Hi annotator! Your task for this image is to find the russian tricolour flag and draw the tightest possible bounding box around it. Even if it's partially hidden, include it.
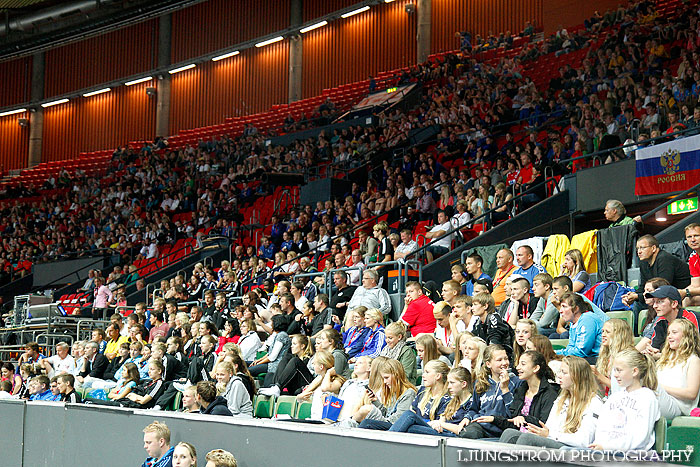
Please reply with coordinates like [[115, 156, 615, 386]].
[[635, 134, 700, 196]]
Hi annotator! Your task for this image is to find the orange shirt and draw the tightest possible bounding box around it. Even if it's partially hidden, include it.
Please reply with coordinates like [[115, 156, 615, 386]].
[[492, 265, 516, 306]]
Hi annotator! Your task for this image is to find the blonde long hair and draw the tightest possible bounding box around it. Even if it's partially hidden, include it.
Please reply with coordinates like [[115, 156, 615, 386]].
[[367, 356, 389, 397], [475, 344, 507, 394], [658, 319, 700, 369], [442, 367, 472, 421], [378, 358, 416, 407], [417, 360, 450, 420], [416, 334, 442, 365], [556, 356, 599, 433], [595, 318, 634, 379], [452, 332, 471, 368], [290, 334, 313, 360], [615, 348, 658, 390], [563, 249, 586, 276]]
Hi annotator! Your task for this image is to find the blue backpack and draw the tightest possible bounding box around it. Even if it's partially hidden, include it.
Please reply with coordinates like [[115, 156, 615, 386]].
[[590, 281, 635, 312]]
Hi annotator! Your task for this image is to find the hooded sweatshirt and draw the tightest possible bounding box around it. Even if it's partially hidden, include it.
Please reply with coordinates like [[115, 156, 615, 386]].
[[466, 373, 520, 436], [201, 396, 233, 416], [221, 376, 253, 417]]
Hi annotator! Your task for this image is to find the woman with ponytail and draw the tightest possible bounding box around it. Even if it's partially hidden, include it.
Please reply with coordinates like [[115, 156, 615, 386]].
[[590, 348, 660, 451], [258, 334, 314, 397]]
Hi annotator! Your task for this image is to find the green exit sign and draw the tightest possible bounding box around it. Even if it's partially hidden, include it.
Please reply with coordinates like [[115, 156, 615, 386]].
[[668, 197, 699, 215]]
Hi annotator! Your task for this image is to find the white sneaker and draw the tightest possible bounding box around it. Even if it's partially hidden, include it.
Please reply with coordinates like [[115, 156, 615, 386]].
[[259, 386, 280, 397]]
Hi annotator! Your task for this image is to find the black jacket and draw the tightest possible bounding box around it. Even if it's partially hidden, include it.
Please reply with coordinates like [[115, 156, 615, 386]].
[[80, 354, 109, 379], [186, 350, 216, 384], [103, 355, 129, 381], [472, 312, 514, 360], [492, 377, 559, 431], [163, 354, 188, 381], [639, 248, 691, 295], [202, 396, 233, 416], [597, 224, 637, 283], [284, 309, 303, 335]]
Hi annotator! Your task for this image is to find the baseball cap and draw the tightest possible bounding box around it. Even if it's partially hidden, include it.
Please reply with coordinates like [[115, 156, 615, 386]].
[[644, 285, 681, 302]]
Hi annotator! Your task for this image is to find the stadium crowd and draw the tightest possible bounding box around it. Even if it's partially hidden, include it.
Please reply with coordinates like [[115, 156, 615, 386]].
[[2, 0, 699, 288], [2, 218, 699, 454], [3, 0, 700, 461]]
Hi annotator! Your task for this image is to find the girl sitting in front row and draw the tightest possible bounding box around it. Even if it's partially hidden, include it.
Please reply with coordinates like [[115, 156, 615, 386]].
[[505, 356, 603, 449], [458, 344, 520, 439], [297, 350, 346, 421], [590, 348, 660, 451], [356, 359, 417, 429], [389, 366, 472, 437], [496, 351, 559, 443], [323, 355, 373, 423], [385, 361, 452, 434]]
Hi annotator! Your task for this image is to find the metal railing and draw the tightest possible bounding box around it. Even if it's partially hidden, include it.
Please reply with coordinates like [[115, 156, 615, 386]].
[[76, 319, 111, 342], [405, 176, 560, 264], [35, 333, 74, 357], [292, 260, 422, 298], [638, 181, 700, 223], [556, 123, 700, 171]]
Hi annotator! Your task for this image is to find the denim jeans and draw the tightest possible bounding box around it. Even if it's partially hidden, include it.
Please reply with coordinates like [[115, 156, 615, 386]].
[[388, 411, 457, 437], [359, 419, 392, 430]]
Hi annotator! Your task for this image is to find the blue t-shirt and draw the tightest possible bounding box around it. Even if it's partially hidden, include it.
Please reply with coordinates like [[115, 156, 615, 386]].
[[462, 272, 493, 296], [513, 264, 545, 292]]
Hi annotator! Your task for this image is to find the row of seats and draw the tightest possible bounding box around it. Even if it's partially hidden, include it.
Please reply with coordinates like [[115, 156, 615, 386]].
[[252, 394, 312, 420]]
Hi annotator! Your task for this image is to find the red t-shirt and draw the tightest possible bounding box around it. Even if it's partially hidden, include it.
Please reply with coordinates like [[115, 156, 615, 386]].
[[401, 294, 436, 337], [689, 252, 699, 277]]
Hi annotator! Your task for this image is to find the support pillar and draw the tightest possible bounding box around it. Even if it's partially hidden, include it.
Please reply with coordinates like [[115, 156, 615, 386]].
[[155, 13, 172, 138], [288, 0, 303, 103], [28, 51, 44, 167], [417, 0, 431, 64]]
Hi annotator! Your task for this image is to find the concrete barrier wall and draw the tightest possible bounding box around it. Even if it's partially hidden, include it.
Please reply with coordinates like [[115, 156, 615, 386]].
[[2, 400, 441, 467], [0, 399, 23, 466], [0, 400, 675, 467]]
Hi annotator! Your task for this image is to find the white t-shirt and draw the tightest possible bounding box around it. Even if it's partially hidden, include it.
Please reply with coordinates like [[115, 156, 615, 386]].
[[455, 316, 479, 333], [593, 387, 659, 451], [45, 354, 76, 377], [337, 379, 369, 421], [429, 222, 453, 249], [434, 324, 453, 348]]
